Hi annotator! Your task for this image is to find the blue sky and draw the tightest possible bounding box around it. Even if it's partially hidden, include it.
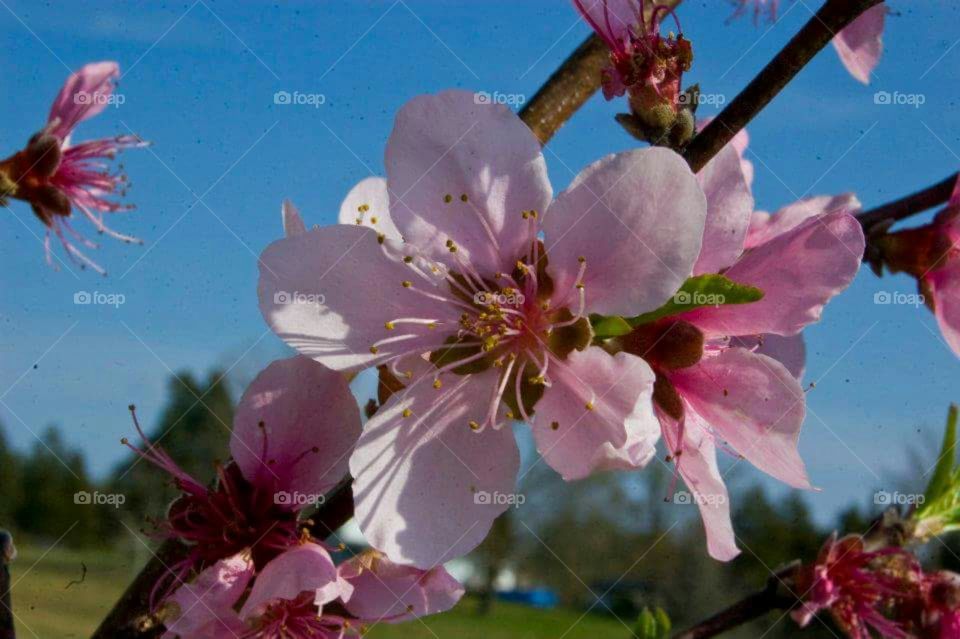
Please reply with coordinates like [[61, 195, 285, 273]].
[[1, 0, 958, 526]]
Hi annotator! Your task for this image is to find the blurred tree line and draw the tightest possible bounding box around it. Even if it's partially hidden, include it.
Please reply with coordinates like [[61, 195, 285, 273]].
[[0, 368, 958, 637]]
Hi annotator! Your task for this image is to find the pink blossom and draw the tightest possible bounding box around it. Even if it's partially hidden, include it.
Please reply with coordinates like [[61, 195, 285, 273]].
[[571, 1, 692, 126], [259, 90, 708, 567], [791, 534, 919, 639], [618, 142, 864, 560], [875, 176, 960, 358], [124, 356, 360, 603], [729, 2, 886, 84], [920, 571, 960, 639], [0, 61, 147, 274], [162, 544, 463, 638]]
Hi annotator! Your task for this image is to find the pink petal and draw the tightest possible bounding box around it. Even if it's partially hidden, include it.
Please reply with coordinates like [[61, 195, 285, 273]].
[[282, 199, 307, 237], [349, 368, 521, 569], [744, 193, 861, 249], [832, 3, 886, 84], [231, 356, 360, 505], [385, 90, 551, 276], [698, 117, 753, 187], [671, 347, 811, 489], [543, 147, 707, 317], [46, 61, 120, 141], [258, 224, 460, 372], [928, 263, 960, 357], [694, 144, 755, 275], [338, 176, 401, 240], [163, 553, 252, 639], [533, 348, 659, 480], [571, 0, 641, 49], [661, 411, 739, 561], [682, 211, 864, 336], [240, 543, 339, 619], [733, 333, 807, 379], [339, 550, 464, 622]]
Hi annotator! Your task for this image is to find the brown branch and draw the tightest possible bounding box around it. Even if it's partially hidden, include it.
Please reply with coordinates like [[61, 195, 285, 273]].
[[857, 173, 958, 231], [683, 0, 883, 173], [0, 532, 14, 639], [672, 566, 797, 639]]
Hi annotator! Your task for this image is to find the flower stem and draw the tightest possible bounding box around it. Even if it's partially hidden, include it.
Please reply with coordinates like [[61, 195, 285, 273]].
[[683, 0, 884, 173], [0, 531, 14, 639], [857, 173, 958, 231]]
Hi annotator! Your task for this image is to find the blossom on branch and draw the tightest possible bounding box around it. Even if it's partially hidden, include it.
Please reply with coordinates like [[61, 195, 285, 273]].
[[0, 61, 147, 273]]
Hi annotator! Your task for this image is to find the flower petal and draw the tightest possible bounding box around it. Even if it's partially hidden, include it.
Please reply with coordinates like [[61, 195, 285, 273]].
[[533, 348, 659, 480], [832, 3, 886, 84], [543, 147, 707, 317], [47, 61, 120, 141], [350, 368, 520, 569], [694, 144, 755, 275], [671, 347, 811, 489], [163, 554, 252, 639], [698, 117, 753, 187], [661, 411, 739, 561], [928, 263, 960, 357], [231, 356, 360, 504], [682, 211, 864, 336], [572, 0, 641, 48], [258, 224, 460, 372], [744, 194, 861, 249], [385, 90, 551, 275], [732, 333, 807, 379], [282, 199, 307, 237], [338, 176, 400, 240], [339, 550, 464, 622], [240, 543, 339, 619]]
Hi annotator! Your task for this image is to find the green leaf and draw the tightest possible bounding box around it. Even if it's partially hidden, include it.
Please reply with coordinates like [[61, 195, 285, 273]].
[[626, 274, 763, 327], [590, 314, 633, 339], [633, 607, 672, 639], [924, 405, 958, 506], [654, 607, 671, 634]]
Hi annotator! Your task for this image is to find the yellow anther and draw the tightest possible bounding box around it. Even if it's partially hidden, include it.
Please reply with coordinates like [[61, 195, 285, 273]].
[[369, 346, 379, 354], [402, 280, 412, 288], [578, 256, 586, 263], [494, 272, 503, 279], [505, 410, 515, 419], [444, 194, 453, 203], [370, 216, 379, 224], [403, 255, 414, 263], [377, 233, 386, 244], [433, 379, 442, 389], [354, 217, 362, 225], [358, 204, 370, 213], [541, 301, 550, 311], [529, 375, 545, 385], [521, 210, 529, 220], [402, 408, 412, 418], [449, 245, 458, 253], [575, 282, 585, 290], [551, 421, 560, 430], [403, 371, 413, 379], [460, 193, 468, 202], [427, 322, 437, 330], [530, 209, 538, 218], [384, 321, 395, 330], [584, 401, 594, 411], [468, 420, 480, 430]]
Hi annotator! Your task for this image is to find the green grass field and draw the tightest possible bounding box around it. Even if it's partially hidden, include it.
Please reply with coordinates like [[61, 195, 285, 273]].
[[9, 545, 625, 639]]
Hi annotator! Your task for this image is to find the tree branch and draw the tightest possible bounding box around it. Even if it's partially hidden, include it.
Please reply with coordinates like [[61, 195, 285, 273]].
[[0, 532, 14, 639], [683, 0, 883, 173], [857, 173, 958, 231]]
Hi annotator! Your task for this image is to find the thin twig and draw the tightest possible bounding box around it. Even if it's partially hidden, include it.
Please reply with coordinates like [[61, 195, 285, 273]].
[[683, 0, 884, 172], [857, 173, 958, 231], [0, 531, 16, 639]]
